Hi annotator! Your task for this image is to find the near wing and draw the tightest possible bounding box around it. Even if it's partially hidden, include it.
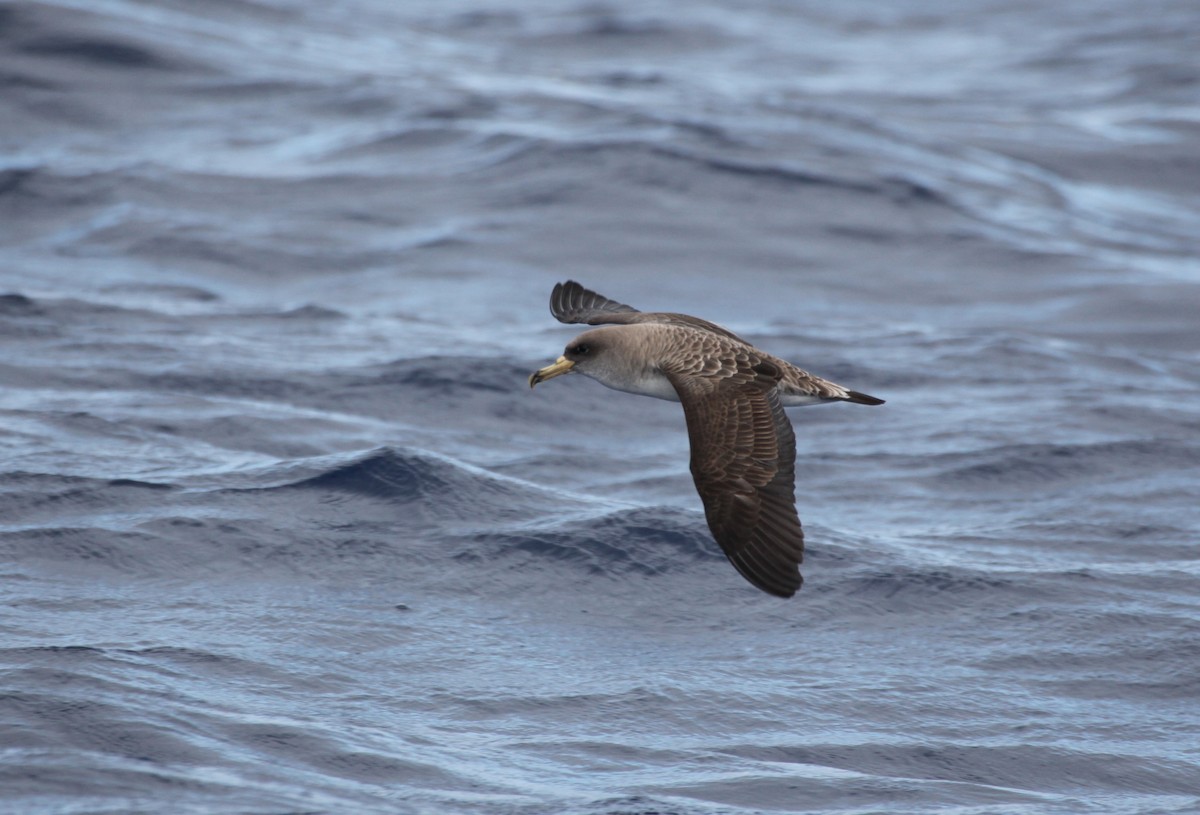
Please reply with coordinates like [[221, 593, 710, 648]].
[[550, 280, 747, 342], [665, 355, 805, 598]]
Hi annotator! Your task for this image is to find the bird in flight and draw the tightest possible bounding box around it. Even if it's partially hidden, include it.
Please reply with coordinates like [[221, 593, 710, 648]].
[[529, 281, 883, 598]]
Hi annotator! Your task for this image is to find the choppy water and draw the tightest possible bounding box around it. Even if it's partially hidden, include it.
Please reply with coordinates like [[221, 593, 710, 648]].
[[3, 1, 1200, 813]]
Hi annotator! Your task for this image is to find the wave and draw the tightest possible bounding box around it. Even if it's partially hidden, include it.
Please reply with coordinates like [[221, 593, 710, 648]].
[[286, 446, 552, 519], [0, 642, 467, 804], [456, 506, 719, 580], [726, 741, 1200, 797], [3, 3, 183, 72], [0, 447, 556, 577], [929, 439, 1200, 490]]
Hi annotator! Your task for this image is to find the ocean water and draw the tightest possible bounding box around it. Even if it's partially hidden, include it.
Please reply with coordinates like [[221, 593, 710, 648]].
[[3, 1, 1200, 813]]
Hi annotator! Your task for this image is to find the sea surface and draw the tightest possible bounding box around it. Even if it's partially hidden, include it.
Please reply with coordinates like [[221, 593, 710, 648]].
[[3, 1, 1199, 813]]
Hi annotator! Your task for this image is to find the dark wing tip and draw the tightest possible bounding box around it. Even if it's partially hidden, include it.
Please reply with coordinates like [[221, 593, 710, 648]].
[[549, 280, 639, 325], [774, 577, 802, 599], [844, 390, 885, 406], [726, 513, 805, 598], [733, 562, 802, 598], [549, 281, 570, 321]]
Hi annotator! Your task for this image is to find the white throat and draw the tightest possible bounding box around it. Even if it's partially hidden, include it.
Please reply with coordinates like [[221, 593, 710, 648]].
[[584, 367, 680, 402]]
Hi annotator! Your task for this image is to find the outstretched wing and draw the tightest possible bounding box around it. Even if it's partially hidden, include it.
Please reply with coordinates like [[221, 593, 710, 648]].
[[665, 352, 804, 598], [549, 279, 639, 323], [550, 280, 747, 342]]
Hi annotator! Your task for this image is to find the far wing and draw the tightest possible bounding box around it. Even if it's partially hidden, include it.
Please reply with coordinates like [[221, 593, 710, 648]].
[[550, 281, 747, 342]]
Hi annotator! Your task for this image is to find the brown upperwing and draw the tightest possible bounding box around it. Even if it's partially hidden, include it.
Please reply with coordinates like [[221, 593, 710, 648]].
[[549, 280, 748, 343], [664, 353, 804, 598]]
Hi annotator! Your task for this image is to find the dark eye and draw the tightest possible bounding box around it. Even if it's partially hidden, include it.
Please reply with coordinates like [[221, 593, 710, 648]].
[[571, 343, 591, 356]]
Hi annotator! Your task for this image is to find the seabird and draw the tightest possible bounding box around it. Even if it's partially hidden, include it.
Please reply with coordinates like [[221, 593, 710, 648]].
[[529, 281, 884, 598]]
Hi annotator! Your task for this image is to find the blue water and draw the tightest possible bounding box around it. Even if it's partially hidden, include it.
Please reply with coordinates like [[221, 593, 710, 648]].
[[3, 1, 1199, 813]]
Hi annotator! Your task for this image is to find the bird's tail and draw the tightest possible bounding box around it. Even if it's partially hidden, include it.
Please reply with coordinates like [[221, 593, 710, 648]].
[[844, 390, 885, 406]]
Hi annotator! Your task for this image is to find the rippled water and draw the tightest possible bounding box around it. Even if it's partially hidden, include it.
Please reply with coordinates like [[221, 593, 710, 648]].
[[3, 1, 1199, 813]]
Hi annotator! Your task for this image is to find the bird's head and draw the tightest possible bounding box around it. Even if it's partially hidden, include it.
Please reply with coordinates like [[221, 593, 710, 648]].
[[528, 328, 615, 388]]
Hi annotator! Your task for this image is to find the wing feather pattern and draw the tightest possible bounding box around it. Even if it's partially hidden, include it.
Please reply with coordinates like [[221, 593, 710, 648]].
[[549, 279, 639, 323], [550, 281, 747, 342], [663, 350, 805, 597]]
